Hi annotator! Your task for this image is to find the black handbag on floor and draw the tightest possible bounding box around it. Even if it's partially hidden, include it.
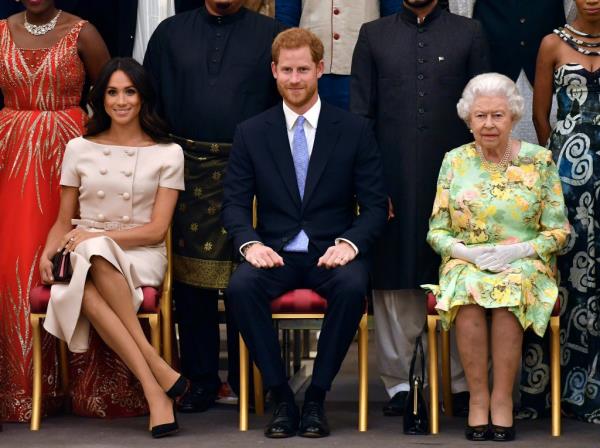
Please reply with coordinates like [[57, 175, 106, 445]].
[[403, 334, 429, 435]]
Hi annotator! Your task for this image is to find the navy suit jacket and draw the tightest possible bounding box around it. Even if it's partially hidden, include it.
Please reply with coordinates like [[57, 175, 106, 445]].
[[222, 101, 387, 257]]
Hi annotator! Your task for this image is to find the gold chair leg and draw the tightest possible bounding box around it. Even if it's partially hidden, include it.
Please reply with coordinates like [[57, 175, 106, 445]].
[[30, 314, 43, 431], [239, 334, 249, 431], [550, 315, 561, 436], [148, 315, 160, 353], [358, 312, 368, 432], [253, 363, 264, 416], [427, 315, 439, 435], [59, 340, 70, 412], [161, 289, 173, 366], [441, 329, 453, 417]]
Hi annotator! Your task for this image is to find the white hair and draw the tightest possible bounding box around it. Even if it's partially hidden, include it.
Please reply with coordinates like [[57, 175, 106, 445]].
[[456, 72, 525, 124]]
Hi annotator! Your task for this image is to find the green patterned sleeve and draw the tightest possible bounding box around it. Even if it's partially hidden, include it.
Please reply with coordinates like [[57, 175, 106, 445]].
[[529, 151, 570, 263], [427, 152, 460, 259]]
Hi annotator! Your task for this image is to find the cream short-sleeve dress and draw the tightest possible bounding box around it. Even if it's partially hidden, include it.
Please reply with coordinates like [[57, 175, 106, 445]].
[[44, 137, 185, 352]]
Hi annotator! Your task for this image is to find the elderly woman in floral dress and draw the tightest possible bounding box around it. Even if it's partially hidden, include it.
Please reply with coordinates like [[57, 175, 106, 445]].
[[423, 72, 570, 442]]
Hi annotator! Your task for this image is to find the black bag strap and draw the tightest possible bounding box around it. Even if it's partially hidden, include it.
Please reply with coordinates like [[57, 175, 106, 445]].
[[408, 334, 426, 382]]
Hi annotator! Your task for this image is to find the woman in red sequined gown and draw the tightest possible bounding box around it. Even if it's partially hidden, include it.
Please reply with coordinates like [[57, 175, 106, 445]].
[[0, 1, 133, 422]]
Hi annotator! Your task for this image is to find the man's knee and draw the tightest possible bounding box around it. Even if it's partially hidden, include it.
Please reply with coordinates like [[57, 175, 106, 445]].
[[328, 263, 369, 304], [226, 263, 262, 306]]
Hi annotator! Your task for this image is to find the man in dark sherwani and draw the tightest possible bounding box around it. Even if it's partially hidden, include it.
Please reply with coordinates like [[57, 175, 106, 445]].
[[350, 0, 490, 416], [144, 0, 284, 413]]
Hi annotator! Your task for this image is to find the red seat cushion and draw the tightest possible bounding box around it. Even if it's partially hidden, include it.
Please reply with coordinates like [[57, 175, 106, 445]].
[[270, 289, 327, 314], [29, 285, 161, 314], [426, 292, 560, 316]]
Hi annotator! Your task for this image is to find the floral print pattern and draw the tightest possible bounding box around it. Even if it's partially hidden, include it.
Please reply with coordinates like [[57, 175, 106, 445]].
[[423, 142, 570, 337]]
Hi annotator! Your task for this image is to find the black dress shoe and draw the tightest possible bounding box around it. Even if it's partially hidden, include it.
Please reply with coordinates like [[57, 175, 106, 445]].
[[383, 391, 408, 416], [299, 401, 330, 438], [166, 375, 189, 400], [177, 384, 218, 413], [465, 423, 491, 441], [491, 424, 516, 442], [452, 391, 470, 418], [264, 401, 299, 438]]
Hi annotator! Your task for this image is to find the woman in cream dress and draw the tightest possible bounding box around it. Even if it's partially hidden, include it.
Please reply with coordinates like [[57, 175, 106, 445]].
[[39, 58, 186, 438]]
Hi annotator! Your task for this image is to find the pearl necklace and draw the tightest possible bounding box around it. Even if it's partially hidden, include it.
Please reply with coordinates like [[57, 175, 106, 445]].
[[24, 9, 62, 36], [476, 140, 512, 173]]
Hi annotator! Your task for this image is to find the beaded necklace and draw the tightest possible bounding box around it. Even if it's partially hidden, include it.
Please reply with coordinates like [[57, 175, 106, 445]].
[[565, 23, 600, 39], [553, 27, 600, 56]]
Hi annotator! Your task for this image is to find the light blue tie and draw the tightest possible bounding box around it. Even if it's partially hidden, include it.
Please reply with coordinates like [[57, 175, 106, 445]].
[[284, 116, 310, 252]]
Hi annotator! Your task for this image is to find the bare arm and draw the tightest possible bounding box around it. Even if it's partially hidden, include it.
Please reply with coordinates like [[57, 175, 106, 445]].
[[533, 35, 558, 146], [39, 187, 79, 283], [77, 22, 110, 83]]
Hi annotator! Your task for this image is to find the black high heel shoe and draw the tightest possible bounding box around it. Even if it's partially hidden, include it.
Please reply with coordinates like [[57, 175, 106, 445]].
[[491, 423, 516, 442], [166, 375, 189, 400], [465, 423, 491, 441], [151, 403, 179, 439]]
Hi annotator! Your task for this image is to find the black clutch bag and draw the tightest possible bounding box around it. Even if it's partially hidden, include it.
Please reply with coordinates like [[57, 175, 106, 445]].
[[403, 334, 429, 435], [51, 251, 72, 283]]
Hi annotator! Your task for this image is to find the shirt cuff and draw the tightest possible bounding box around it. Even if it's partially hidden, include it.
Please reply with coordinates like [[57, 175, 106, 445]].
[[335, 238, 359, 255], [239, 240, 262, 258]]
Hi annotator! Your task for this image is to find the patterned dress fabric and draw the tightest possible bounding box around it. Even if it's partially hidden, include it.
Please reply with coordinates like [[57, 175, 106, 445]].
[[521, 64, 600, 423], [423, 142, 570, 337], [0, 19, 87, 422]]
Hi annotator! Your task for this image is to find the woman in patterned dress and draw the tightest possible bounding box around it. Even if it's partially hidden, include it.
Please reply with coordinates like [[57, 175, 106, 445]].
[[0, 0, 108, 421], [532, 0, 600, 424], [424, 73, 570, 441]]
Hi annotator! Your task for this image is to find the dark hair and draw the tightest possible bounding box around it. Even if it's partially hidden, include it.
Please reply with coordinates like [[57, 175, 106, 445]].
[[86, 57, 171, 143]]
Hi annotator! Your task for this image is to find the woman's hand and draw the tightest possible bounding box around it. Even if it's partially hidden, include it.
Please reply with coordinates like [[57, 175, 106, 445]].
[[451, 243, 492, 265], [39, 253, 54, 285], [475, 242, 535, 272], [59, 229, 101, 252]]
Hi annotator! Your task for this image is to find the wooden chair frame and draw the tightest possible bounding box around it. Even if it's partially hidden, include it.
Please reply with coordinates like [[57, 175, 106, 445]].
[[426, 310, 561, 436], [30, 228, 174, 431], [238, 310, 369, 432]]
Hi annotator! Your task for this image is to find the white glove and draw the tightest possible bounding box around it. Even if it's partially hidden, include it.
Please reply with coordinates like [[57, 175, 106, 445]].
[[451, 243, 493, 265], [475, 242, 535, 273]]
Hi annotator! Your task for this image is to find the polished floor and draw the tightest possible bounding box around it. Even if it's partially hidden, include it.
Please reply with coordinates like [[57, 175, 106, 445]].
[[2, 334, 599, 448]]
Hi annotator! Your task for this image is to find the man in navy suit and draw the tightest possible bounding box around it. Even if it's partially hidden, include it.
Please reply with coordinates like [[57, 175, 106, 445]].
[[223, 28, 387, 438]]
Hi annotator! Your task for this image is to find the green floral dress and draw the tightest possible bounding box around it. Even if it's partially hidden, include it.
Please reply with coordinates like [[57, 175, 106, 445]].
[[422, 141, 570, 337]]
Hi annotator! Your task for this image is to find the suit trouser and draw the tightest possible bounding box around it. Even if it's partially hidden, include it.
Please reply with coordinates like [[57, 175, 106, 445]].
[[174, 282, 240, 393], [373, 289, 468, 397], [227, 250, 367, 390]]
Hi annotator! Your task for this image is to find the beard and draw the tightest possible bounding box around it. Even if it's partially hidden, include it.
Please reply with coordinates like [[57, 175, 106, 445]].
[[277, 81, 318, 111], [404, 0, 436, 8]]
